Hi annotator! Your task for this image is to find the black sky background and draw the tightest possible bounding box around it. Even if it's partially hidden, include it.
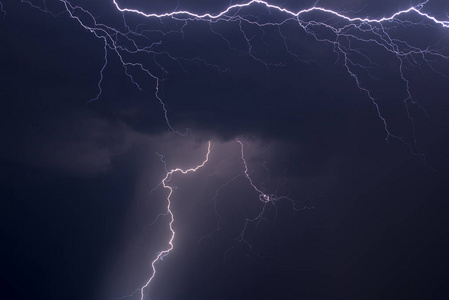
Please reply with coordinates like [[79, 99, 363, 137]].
[[1, 0, 449, 299]]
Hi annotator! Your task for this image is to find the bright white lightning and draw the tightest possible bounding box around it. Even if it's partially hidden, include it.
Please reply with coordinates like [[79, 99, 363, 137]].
[[112, 0, 448, 28], [138, 141, 211, 300]]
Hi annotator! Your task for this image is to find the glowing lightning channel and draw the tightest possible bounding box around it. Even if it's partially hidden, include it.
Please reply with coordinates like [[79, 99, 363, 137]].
[[138, 141, 211, 300], [112, 0, 448, 28]]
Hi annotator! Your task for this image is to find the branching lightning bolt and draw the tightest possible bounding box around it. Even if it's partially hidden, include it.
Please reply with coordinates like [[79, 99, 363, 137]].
[[135, 141, 211, 300], [233, 139, 297, 255], [15, 0, 449, 147]]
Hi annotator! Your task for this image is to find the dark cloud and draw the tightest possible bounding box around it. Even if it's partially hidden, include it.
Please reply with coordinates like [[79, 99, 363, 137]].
[[0, 110, 144, 175]]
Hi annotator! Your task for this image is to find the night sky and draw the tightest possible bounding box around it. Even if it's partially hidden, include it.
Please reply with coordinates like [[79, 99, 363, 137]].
[[1, 1, 449, 299]]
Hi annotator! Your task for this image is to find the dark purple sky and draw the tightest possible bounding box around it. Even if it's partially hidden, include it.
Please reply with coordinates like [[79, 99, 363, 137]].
[[1, 1, 449, 299]]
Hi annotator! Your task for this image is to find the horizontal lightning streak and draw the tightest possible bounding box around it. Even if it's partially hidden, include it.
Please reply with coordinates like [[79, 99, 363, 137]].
[[112, 0, 448, 28]]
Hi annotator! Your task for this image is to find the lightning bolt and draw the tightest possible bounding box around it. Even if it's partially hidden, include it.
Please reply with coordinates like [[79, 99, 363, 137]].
[[137, 141, 211, 300], [233, 139, 298, 255], [112, 0, 447, 27]]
